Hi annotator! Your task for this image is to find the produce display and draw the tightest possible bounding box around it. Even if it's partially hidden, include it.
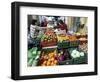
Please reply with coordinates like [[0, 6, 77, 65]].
[[57, 49, 71, 61], [28, 28, 88, 66], [68, 35, 77, 41], [57, 34, 79, 48], [75, 33, 88, 44], [41, 29, 57, 47], [27, 15, 88, 67], [70, 49, 85, 58], [28, 47, 41, 66], [58, 48, 87, 65], [79, 43, 88, 53], [57, 34, 69, 42], [38, 49, 58, 66]]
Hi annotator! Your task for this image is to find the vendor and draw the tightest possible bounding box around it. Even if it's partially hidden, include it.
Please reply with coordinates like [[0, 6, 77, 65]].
[[41, 18, 48, 27], [77, 17, 88, 35], [58, 20, 68, 32], [30, 19, 37, 38]]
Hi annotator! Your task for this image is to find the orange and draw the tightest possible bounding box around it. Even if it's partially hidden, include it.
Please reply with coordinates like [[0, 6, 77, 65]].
[[47, 61, 51, 66], [54, 60, 58, 64]]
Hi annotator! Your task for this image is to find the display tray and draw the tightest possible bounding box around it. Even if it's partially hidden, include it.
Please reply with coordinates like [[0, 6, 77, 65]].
[[58, 54, 87, 65], [58, 49, 87, 65], [41, 41, 57, 47], [57, 40, 80, 49], [37, 48, 58, 66]]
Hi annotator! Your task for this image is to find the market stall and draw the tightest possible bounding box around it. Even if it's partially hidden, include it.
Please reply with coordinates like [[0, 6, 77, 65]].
[[28, 26, 88, 66]]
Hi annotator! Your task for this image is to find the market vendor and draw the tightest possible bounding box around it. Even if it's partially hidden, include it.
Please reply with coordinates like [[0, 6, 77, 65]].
[[58, 20, 68, 33], [41, 18, 48, 27], [30, 19, 38, 38], [77, 17, 88, 35]]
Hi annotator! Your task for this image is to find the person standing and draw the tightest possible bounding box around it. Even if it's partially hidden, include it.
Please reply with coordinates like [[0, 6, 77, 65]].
[[58, 20, 68, 32], [30, 19, 37, 38]]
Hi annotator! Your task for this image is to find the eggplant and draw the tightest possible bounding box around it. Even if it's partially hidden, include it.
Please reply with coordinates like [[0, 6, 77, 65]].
[[63, 51, 71, 60], [58, 54, 68, 61], [58, 55, 65, 61]]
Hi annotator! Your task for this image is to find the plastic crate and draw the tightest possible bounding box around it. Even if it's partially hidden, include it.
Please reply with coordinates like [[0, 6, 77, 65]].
[[57, 41, 69, 49], [69, 40, 80, 47], [58, 59, 73, 65], [73, 53, 87, 64], [58, 52, 87, 65], [41, 41, 57, 47]]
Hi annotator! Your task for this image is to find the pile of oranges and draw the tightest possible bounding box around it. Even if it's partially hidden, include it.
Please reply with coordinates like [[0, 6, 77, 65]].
[[39, 50, 58, 66]]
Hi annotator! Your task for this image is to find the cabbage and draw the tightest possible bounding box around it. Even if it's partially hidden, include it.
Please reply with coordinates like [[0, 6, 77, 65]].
[[71, 50, 80, 58], [80, 52, 84, 56], [75, 51, 80, 57], [71, 53, 77, 58]]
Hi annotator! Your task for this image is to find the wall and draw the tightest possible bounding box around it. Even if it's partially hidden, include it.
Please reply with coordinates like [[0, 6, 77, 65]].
[[0, 0, 99, 82]]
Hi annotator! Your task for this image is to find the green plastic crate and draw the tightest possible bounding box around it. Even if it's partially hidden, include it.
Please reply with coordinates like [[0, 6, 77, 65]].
[[58, 59, 73, 65], [69, 40, 79, 47], [73, 53, 87, 64], [57, 41, 69, 49]]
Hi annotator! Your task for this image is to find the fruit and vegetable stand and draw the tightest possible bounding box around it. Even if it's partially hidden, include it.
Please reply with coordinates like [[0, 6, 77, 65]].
[[28, 28, 88, 66]]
